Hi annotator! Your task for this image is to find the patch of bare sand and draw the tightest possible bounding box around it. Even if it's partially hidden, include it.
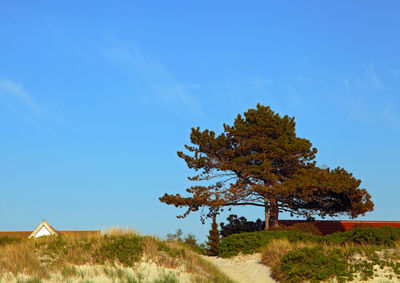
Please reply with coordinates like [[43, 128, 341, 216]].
[[203, 253, 277, 283]]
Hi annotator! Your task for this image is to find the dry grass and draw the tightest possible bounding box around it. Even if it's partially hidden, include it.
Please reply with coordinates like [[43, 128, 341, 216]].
[[395, 240, 400, 257], [102, 226, 136, 236], [0, 240, 46, 278], [260, 239, 294, 268], [0, 231, 234, 283]]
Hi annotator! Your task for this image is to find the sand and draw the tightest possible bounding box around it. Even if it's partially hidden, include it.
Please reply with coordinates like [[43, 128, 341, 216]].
[[203, 253, 400, 283], [203, 253, 278, 283], [0, 262, 194, 283]]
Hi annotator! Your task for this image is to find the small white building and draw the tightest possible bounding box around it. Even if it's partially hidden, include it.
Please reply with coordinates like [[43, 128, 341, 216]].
[[28, 220, 60, 238]]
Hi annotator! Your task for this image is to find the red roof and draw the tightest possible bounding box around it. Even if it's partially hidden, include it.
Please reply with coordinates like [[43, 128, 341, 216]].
[[279, 220, 400, 235]]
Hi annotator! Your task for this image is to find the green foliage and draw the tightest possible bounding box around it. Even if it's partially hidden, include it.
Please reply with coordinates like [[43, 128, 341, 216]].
[[281, 247, 351, 282], [278, 245, 400, 282], [16, 278, 42, 283], [166, 229, 207, 255], [218, 230, 318, 258], [220, 215, 322, 237], [153, 273, 179, 283], [0, 237, 22, 246], [207, 216, 220, 256], [158, 243, 186, 258], [60, 265, 78, 278], [344, 226, 400, 247], [38, 236, 68, 258], [96, 235, 143, 267], [220, 214, 265, 237], [166, 229, 183, 242], [218, 226, 400, 258], [160, 104, 374, 227]]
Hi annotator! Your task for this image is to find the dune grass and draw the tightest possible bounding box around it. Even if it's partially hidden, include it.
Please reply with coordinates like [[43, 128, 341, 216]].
[[260, 238, 400, 282], [0, 230, 233, 283]]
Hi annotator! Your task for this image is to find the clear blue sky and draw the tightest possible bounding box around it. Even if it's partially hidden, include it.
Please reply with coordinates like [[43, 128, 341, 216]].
[[1, 1, 399, 241]]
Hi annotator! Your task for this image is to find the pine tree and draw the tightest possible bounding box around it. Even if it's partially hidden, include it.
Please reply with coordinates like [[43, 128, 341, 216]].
[[207, 215, 220, 256], [160, 104, 374, 229]]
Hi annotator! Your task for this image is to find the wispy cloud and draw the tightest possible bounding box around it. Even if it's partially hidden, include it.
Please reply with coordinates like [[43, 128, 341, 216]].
[[367, 63, 385, 90], [388, 69, 400, 78], [334, 64, 400, 129], [0, 79, 42, 117], [246, 76, 274, 87], [96, 39, 202, 117]]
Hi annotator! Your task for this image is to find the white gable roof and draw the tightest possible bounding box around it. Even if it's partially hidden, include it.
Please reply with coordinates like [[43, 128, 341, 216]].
[[28, 220, 59, 238]]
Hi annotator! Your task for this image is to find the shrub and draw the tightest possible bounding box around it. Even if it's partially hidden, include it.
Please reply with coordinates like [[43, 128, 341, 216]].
[[219, 226, 400, 258], [158, 243, 186, 258], [207, 216, 220, 256], [96, 235, 143, 267], [345, 226, 400, 247], [166, 229, 183, 242], [281, 247, 351, 282], [220, 214, 265, 237], [37, 236, 68, 258], [0, 237, 23, 246], [220, 215, 322, 237], [165, 229, 207, 255], [218, 230, 319, 258]]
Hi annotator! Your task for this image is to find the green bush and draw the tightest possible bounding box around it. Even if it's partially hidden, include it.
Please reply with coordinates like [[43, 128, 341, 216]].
[[158, 243, 186, 258], [218, 226, 400, 257], [345, 226, 400, 247], [218, 230, 319, 258], [96, 235, 143, 267], [281, 247, 351, 282], [0, 236, 23, 246], [40, 236, 68, 258]]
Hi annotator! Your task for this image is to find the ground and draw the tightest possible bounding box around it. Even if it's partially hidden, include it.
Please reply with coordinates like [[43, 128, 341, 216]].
[[203, 253, 277, 283]]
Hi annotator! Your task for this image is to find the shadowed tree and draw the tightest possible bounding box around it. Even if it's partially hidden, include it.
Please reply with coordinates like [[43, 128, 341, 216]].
[[207, 215, 220, 256], [160, 104, 374, 229]]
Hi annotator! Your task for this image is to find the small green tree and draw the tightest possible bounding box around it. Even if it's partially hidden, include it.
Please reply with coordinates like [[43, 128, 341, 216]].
[[207, 215, 220, 256]]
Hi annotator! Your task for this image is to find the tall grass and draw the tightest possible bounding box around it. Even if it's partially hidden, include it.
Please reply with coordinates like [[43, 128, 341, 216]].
[[0, 230, 234, 283], [261, 238, 400, 282]]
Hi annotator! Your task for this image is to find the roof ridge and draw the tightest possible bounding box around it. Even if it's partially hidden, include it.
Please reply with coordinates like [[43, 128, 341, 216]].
[[28, 220, 60, 239]]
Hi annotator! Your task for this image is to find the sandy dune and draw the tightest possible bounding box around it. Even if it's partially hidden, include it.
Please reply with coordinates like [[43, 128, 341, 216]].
[[204, 254, 400, 283], [203, 253, 277, 283]]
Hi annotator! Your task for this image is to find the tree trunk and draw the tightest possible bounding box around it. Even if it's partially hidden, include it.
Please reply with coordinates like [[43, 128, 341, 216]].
[[269, 198, 279, 228], [264, 197, 269, 230]]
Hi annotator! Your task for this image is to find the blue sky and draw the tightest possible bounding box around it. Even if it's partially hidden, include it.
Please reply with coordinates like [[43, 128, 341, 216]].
[[1, 1, 399, 241]]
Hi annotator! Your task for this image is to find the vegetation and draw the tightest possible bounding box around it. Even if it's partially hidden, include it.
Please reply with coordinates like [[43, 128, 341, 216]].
[[207, 216, 220, 256], [261, 238, 400, 282], [0, 236, 22, 246], [220, 214, 322, 237], [220, 214, 265, 237], [211, 226, 400, 282], [0, 231, 234, 283], [218, 226, 400, 258], [160, 104, 373, 229], [166, 228, 207, 255]]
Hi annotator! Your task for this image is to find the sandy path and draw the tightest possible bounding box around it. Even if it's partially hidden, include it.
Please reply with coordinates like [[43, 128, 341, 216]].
[[203, 253, 277, 283]]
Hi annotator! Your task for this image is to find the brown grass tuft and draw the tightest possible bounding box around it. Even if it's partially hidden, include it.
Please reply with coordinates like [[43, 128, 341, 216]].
[[0, 240, 46, 278], [261, 238, 293, 268], [103, 227, 136, 236]]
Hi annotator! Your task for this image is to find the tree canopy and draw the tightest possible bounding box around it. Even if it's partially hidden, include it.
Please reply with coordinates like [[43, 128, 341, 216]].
[[159, 104, 374, 229]]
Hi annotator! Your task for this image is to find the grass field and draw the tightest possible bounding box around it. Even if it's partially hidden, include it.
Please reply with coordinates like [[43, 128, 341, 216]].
[[0, 228, 233, 283]]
